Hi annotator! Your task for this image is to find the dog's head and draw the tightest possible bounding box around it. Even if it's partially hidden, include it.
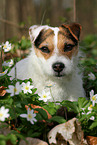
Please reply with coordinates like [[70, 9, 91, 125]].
[[29, 23, 82, 77]]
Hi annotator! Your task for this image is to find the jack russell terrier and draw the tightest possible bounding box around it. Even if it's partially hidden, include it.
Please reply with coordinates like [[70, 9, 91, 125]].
[[9, 23, 85, 102]]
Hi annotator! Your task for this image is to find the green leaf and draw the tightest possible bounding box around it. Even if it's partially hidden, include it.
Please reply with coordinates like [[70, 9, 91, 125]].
[[7, 134, 17, 145], [89, 121, 97, 129], [0, 140, 6, 145], [49, 116, 66, 124], [78, 97, 88, 110], [62, 100, 79, 113], [48, 102, 56, 107], [43, 105, 57, 115], [79, 114, 87, 122], [35, 108, 48, 120], [31, 132, 42, 138], [0, 135, 6, 140], [36, 113, 43, 121]]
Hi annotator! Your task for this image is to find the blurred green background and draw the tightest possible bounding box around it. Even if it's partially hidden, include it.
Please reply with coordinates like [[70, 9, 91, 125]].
[[0, 0, 97, 41]]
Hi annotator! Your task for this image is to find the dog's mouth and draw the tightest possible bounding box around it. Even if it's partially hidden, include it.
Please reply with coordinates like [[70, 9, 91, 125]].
[[54, 72, 65, 77]]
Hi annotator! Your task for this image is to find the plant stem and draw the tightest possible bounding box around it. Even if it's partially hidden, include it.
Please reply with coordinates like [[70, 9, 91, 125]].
[[0, 47, 3, 73], [12, 98, 17, 127], [50, 88, 55, 103], [43, 124, 47, 141], [13, 58, 17, 127]]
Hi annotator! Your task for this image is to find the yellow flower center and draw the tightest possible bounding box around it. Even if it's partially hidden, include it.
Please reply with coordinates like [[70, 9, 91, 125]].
[[7, 48, 9, 51], [1, 72, 5, 74], [47, 84, 52, 87], [4, 45, 7, 48], [28, 114, 32, 119], [0, 113, 3, 117], [14, 88, 17, 92], [89, 104, 93, 110], [25, 86, 29, 90], [90, 104, 93, 108], [92, 96, 96, 101], [43, 94, 47, 98]]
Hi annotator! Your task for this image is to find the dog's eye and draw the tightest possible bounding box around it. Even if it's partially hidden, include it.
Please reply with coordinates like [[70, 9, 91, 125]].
[[40, 46, 50, 53], [64, 44, 74, 52]]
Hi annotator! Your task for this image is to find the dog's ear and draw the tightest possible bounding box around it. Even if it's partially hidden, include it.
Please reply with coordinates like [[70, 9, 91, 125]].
[[61, 23, 82, 41], [29, 25, 49, 43]]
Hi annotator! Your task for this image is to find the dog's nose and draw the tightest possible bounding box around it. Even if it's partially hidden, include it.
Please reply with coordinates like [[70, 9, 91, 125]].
[[52, 62, 65, 73]]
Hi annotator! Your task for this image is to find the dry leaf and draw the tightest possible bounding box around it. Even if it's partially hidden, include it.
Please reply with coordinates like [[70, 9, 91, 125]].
[[87, 136, 97, 145], [0, 86, 7, 96], [25, 104, 52, 123]]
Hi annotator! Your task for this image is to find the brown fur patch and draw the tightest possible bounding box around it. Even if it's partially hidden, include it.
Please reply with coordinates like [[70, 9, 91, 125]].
[[35, 29, 54, 59], [61, 23, 82, 41], [58, 27, 78, 59], [34, 27, 79, 60]]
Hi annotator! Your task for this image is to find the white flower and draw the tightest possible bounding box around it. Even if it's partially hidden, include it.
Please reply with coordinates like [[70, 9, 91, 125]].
[[21, 81, 34, 94], [6, 82, 21, 96], [3, 59, 13, 67], [81, 108, 85, 111], [82, 112, 85, 115], [3, 41, 11, 52], [87, 111, 91, 115], [39, 90, 51, 102], [88, 72, 96, 80], [90, 116, 95, 120], [81, 108, 86, 115], [90, 90, 97, 106], [0, 45, 1, 50], [87, 111, 95, 120], [20, 108, 37, 124], [88, 104, 93, 111], [45, 83, 55, 88], [0, 69, 8, 76], [0, 106, 10, 121]]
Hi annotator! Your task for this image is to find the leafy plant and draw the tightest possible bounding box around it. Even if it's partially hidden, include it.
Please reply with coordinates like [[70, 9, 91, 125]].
[[0, 34, 97, 144], [0, 133, 17, 145], [79, 34, 97, 98]]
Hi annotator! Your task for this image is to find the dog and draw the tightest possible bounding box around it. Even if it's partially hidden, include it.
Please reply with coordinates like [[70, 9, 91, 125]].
[[8, 23, 85, 102]]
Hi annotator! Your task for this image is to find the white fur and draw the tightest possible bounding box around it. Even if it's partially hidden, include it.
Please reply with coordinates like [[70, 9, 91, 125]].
[[8, 25, 85, 102]]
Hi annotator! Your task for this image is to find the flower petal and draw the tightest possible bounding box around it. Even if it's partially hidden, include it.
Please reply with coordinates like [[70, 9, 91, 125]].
[[90, 90, 94, 98], [20, 114, 27, 118]]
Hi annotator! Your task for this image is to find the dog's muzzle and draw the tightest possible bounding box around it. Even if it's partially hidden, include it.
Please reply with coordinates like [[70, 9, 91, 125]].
[[52, 62, 65, 77]]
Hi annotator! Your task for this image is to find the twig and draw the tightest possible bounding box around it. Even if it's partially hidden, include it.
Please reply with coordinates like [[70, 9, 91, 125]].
[[0, 18, 28, 30], [73, 0, 76, 22], [41, 10, 46, 25]]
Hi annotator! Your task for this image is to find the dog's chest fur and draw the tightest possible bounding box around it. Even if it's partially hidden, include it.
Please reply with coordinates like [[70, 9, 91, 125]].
[[9, 23, 85, 102]]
